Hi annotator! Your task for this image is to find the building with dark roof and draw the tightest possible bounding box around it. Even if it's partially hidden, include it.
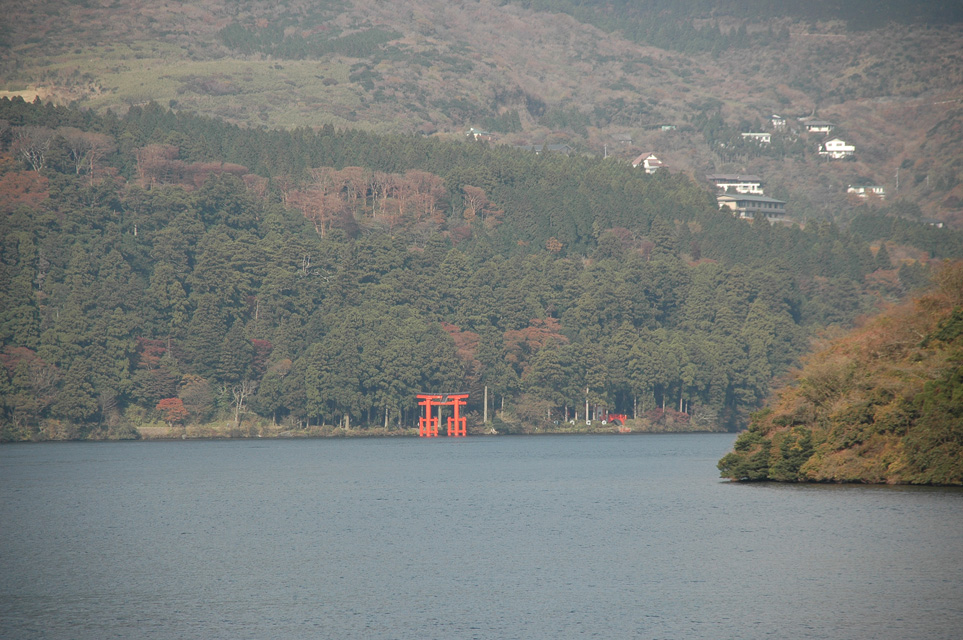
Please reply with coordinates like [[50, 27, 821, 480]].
[[717, 194, 789, 223]]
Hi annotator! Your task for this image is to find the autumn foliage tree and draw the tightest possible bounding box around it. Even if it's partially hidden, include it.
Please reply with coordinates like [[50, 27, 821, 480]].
[[135, 144, 247, 189], [284, 166, 451, 235], [0, 156, 49, 210], [156, 397, 189, 428]]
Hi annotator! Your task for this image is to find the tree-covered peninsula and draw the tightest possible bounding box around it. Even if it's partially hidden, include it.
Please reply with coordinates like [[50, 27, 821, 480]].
[[719, 261, 963, 485], [1, 98, 960, 440]]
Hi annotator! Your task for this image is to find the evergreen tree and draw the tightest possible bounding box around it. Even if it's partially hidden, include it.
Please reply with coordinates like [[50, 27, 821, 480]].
[[184, 295, 227, 380], [52, 361, 98, 424]]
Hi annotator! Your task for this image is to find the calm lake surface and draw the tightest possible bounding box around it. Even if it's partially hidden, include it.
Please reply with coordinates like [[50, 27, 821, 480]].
[[2, 433, 962, 639]]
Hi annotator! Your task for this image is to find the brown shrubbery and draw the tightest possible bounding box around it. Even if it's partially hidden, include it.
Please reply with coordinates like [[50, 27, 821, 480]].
[[719, 261, 963, 484]]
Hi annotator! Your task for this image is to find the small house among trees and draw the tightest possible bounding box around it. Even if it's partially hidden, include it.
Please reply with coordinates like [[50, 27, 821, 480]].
[[467, 127, 496, 142], [847, 185, 885, 200], [801, 119, 835, 134], [632, 152, 665, 174]]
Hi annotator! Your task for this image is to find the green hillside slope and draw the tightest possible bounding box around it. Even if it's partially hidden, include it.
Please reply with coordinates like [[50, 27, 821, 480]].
[[4, 97, 955, 440]]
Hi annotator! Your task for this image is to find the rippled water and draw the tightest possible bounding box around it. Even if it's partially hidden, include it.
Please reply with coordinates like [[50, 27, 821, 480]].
[[2, 434, 962, 639]]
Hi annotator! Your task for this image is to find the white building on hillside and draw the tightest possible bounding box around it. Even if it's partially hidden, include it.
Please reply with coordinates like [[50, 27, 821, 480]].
[[741, 132, 771, 144], [706, 174, 764, 195], [818, 138, 855, 159], [847, 185, 885, 200]]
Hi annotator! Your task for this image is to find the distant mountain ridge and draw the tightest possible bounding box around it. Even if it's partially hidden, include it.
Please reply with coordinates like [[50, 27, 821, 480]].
[[2, 1, 962, 222]]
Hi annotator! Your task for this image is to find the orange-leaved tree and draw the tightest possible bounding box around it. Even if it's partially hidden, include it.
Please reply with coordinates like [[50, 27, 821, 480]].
[[156, 397, 189, 428]]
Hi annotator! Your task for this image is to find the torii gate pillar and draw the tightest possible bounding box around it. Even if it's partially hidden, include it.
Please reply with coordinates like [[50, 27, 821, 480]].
[[417, 394, 443, 437], [446, 394, 468, 437]]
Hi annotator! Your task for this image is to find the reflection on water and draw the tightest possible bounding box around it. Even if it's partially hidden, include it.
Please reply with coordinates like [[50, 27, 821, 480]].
[[2, 434, 962, 639]]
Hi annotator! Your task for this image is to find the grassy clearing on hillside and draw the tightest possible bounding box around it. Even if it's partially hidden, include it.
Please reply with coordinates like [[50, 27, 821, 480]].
[[8, 42, 382, 130]]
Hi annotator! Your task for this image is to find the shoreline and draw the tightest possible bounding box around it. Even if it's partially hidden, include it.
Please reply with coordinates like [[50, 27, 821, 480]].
[[2, 420, 729, 443]]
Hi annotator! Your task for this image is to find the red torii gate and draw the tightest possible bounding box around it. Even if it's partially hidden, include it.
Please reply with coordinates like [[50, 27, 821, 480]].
[[417, 393, 468, 437]]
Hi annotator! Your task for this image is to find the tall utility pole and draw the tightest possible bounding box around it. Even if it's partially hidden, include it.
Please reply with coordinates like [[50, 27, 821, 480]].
[[483, 385, 488, 423]]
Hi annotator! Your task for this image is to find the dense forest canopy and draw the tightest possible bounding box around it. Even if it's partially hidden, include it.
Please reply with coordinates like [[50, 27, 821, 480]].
[[2, 97, 961, 439]]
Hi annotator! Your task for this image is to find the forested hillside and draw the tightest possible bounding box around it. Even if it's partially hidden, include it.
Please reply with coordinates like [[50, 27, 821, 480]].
[[4, 97, 960, 439], [2, 0, 962, 224], [718, 261, 963, 485]]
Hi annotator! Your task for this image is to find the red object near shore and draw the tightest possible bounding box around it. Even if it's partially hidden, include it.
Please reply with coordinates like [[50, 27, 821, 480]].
[[417, 393, 468, 437]]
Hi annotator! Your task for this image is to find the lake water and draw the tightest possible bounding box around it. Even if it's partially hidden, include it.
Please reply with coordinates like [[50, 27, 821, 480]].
[[1, 434, 961, 639]]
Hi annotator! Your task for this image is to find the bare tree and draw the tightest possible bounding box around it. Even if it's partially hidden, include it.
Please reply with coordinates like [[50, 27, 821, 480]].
[[12, 126, 55, 172], [371, 171, 397, 221], [393, 172, 416, 220], [689, 405, 719, 430], [231, 380, 258, 428], [338, 166, 371, 208], [287, 185, 344, 238], [58, 127, 115, 181], [462, 184, 490, 224], [136, 144, 181, 187]]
